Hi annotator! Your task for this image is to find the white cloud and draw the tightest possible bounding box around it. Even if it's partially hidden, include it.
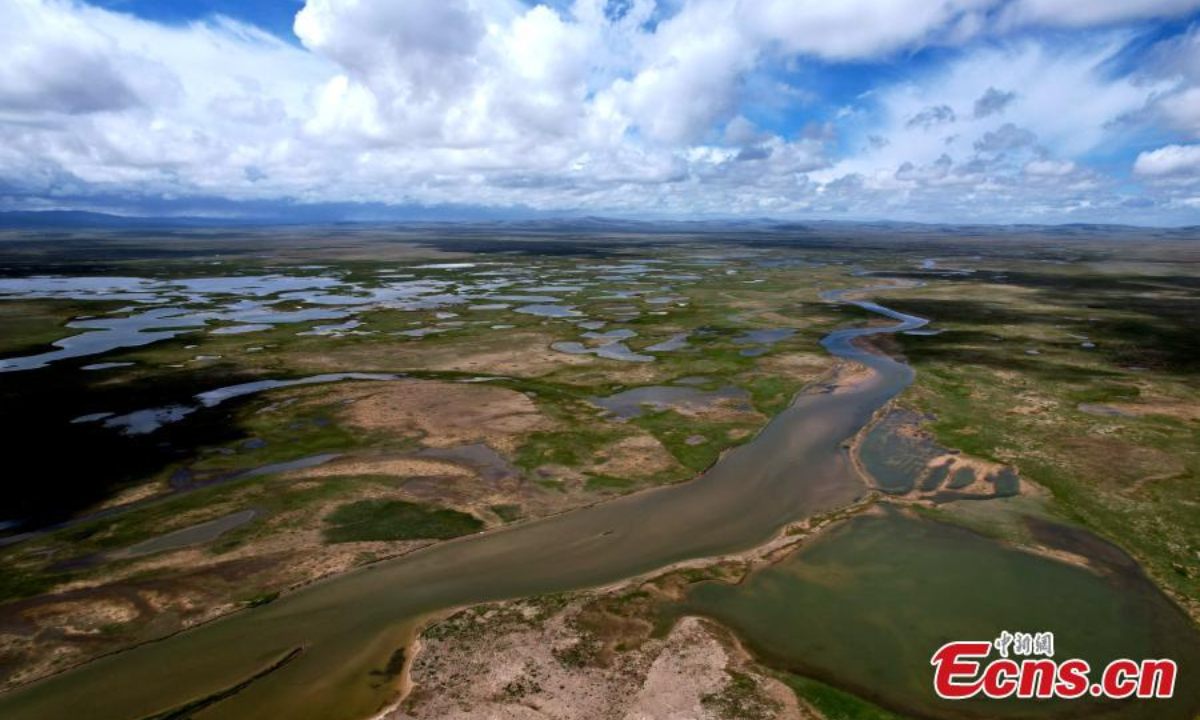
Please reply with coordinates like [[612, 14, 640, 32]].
[[607, 10, 752, 144], [1024, 158, 1076, 175], [1002, 0, 1200, 28], [0, 0, 1197, 223], [807, 38, 1170, 219], [816, 40, 1163, 186], [0, 14, 138, 114], [1160, 87, 1200, 137], [0, 0, 330, 196], [1140, 28, 1200, 140], [740, 0, 995, 60], [1134, 144, 1200, 176]]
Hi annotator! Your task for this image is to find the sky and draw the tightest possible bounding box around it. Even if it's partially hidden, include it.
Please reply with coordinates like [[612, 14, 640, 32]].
[[2, 1, 1200, 225]]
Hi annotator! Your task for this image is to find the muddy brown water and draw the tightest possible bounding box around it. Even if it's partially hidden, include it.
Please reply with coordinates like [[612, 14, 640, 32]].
[[1, 284, 1192, 720]]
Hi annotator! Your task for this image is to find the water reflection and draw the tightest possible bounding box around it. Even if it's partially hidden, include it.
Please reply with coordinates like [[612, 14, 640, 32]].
[[76, 373, 399, 435]]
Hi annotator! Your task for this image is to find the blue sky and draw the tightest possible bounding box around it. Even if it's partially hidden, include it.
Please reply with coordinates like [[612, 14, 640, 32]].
[[2, 0, 1200, 224], [89, 0, 306, 38]]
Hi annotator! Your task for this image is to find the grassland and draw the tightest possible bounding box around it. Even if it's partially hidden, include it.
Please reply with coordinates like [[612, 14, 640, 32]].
[[872, 255, 1200, 608], [0, 233, 851, 688], [323, 499, 483, 543], [0, 226, 1195, 719], [782, 675, 909, 720]]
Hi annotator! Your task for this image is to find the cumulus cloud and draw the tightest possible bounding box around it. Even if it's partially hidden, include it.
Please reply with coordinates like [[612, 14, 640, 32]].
[[1139, 28, 1200, 141], [0, 1, 146, 114], [1159, 88, 1200, 137], [1024, 158, 1076, 175], [809, 38, 1171, 220], [974, 123, 1036, 152], [0, 0, 1197, 223], [1001, 0, 1200, 28], [906, 104, 957, 129], [738, 0, 996, 60], [973, 87, 1016, 118], [1134, 144, 1200, 176]]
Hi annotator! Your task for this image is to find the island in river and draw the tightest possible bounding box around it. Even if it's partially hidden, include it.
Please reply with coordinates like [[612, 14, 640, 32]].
[[0, 220, 1197, 720]]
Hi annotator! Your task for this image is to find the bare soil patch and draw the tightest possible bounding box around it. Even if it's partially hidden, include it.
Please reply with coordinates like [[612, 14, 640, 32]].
[[332, 380, 555, 454]]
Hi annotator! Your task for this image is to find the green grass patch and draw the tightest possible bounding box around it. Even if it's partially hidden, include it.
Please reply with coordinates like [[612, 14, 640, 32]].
[[244, 590, 280, 607], [0, 567, 62, 603], [323, 499, 483, 543], [514, 426, 623, 470], [583, 474, 637, 493], [782, 675, 912, 720], [743, 375, 801, 415], [0, 299, 124, 356], [703, 670, 778, 720], [489, 504, 523, 522], [632, 409, 757, 473]]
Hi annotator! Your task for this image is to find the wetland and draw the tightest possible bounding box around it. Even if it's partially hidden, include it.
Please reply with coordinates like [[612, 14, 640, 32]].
[[0, 223, 1197, 720]]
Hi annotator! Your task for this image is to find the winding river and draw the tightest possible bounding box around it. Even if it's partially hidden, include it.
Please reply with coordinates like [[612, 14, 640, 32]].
[[1, 283, 1192, 719]]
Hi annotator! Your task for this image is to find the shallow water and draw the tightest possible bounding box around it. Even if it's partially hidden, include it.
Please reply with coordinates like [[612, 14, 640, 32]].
[[0, 307, 209, 372], [0, 273, 478, 371], [0, 276, 160, 302], [1077, 403, 1134, 417], [645, 332, 691, 352], [856, 409, 944, 493], [591, 385, 748, 420], [111, 510, 259, 559], [413, 444, 520, 487], [298, 319, 363, 336], [519, 285, 583, 293], [676, 509, 1200, 720], [394, 327, 444, 337], [195, 374, 398, 408], [239, 454, 340, 479], [514, 303, 580, 317], [485, 294, 562, 303], [948, 466, 976, 489], [552, 340, 654, 362], [81, 362, 135, 371], [80, 373, 399, 435], [210, 324, 273, 335], [0, 282, 917, 720], [735, 328, 795, 357], [4, 281, 1189, 720]]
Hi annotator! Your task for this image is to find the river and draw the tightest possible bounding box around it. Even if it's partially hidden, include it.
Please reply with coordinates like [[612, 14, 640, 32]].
[[5, 281, 1188, 720]]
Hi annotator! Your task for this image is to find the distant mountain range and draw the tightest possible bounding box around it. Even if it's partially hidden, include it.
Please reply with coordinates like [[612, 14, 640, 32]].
[[0, 211, 264, 229], [0, 209, 1196, 237]]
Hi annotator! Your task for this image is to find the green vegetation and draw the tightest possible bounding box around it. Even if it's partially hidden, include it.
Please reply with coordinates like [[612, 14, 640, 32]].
[[244, 591, 280, 608], [702, 670, 779, 720], [743, 375, 802, 416], [0, 568, 60, 603], [323, 499, 483, 543], [0, 300, 122, 356], [4, 229, 1196, 706], [632, 409, 758, 472], [782, 675, 911, 720], [515, 426, 624, 470], [876, 261, 1200, 603], [583, 474, 638, 492], [489, 504, 523, 522]]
